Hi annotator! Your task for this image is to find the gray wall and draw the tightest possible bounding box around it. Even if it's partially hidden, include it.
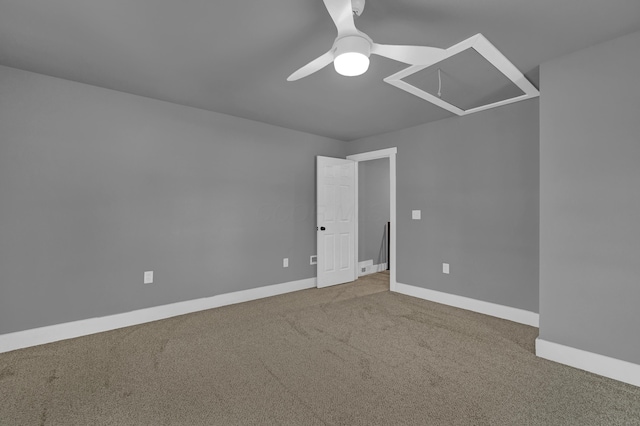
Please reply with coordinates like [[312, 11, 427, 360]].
[[347, 99, 539, 313], [358, 158, 389, 264], [0, 65, 345, 334], [539, 31, 640, 364]]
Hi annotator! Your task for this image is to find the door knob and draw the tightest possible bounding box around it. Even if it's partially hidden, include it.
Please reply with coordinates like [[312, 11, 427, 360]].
[[318, 226, 326, 231]]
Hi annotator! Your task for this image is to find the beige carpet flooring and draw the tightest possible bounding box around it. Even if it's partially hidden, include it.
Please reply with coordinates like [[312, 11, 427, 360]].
[[1, 272, 640, 425]]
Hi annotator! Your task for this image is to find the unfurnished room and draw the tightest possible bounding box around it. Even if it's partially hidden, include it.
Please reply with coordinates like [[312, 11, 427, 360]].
[[1, 0, 640, 424]]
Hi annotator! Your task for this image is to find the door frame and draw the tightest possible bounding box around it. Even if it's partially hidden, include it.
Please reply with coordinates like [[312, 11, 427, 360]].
[[346, 148, 397, 291]]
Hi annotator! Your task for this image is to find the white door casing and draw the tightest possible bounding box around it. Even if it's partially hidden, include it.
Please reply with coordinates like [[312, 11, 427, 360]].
[[347, 147, 397, 291], [316, 156, 356, 288]]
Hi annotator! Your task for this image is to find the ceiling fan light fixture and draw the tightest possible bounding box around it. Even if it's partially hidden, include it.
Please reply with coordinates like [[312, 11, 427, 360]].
[[333, 35, 371, 77], [334, 52, 370, 76]]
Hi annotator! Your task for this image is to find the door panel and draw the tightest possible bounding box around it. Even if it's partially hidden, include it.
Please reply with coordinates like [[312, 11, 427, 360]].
[[317, 156, 356, 288], [339, 234, 350, 269]]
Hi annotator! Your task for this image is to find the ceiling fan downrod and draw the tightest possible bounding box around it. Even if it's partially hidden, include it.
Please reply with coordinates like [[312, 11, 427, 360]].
[[351, 0, 365, 16]]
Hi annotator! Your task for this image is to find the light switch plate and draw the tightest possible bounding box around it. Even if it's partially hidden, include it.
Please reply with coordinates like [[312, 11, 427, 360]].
[[442, 263, 450, 274], [412, 210, 421, 220], [144, 270, 154, 284]]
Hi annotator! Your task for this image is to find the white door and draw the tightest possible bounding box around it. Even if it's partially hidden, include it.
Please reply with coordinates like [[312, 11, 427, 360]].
[[317, 156, 356, 288]]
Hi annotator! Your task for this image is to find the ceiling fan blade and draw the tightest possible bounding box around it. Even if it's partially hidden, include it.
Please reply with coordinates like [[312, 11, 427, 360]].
[[287, 50, 335, 81], [323, 0, 357, 36], [371, 43, 446, 65]]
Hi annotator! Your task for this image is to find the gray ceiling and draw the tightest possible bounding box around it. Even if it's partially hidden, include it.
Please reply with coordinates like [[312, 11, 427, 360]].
[[1, 0, 639, 141]]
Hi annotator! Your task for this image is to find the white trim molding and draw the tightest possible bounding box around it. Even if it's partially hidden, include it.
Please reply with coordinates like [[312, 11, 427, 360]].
[[358, 261, 388, 277], [536, 339, 640, 388], [384, 34, 539, 116], [347, 147, 397, 292], [395, 282, 539, 327], [0, 277, 317, 354], [347, 147, 397, 162]]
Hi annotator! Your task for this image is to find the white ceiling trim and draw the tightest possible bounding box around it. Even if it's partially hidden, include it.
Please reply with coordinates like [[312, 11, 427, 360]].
[[383, 33, 539, 116]]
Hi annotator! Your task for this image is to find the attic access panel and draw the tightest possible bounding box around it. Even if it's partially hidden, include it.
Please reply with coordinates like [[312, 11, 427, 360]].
[[384, 34, 539, 116], [403, 49, 525, 111]]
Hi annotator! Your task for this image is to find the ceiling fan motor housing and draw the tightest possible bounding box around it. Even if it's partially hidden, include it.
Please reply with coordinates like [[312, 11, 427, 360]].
[[334, 35, 371, 58]]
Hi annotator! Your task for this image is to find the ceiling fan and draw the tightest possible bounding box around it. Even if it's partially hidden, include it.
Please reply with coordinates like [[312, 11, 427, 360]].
[[287, 0, 446, 81]]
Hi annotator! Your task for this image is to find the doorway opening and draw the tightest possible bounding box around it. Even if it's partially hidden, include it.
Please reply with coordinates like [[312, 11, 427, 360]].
[[347, 148, 397, 291]]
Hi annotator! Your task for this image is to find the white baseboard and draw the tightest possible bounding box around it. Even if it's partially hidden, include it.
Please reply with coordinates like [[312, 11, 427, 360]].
[[536, 338, 640, 387], [374, 263, 388, 273], [394, 282, 539, 327], [0, 277, 317, 354], [358, 261, 388, 277]]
